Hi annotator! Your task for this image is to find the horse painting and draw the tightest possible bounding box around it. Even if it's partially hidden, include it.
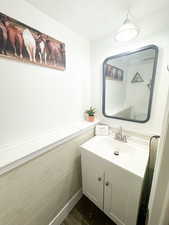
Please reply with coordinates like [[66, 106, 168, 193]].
[[0, 12, 65, 70]]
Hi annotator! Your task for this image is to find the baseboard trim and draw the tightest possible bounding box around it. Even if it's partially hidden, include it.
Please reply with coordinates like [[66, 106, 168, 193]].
[[49, 189, 82, 225]]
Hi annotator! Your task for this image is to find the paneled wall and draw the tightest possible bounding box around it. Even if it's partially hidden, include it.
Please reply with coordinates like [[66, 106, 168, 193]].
[[0, 129, 94, 225]]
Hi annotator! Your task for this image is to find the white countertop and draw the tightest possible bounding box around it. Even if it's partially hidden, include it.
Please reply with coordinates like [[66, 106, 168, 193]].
[[81, 135, 149, 179]]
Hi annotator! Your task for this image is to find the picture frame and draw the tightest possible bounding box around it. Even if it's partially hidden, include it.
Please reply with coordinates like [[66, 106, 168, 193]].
[[105, 63, 124, 81], [0, 12, 66, 70]]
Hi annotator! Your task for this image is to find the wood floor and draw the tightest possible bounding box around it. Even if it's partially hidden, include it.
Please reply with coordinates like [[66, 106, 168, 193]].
[[61, 195, 145, 225], [61, 196, 116, 225]]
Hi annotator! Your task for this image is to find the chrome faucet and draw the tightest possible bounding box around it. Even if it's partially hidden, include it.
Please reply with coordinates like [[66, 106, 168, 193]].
[[114, 127, 127, 143]]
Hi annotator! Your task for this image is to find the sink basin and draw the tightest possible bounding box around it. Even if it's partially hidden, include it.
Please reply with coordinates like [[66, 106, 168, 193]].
[[81, 135, 149, 178]]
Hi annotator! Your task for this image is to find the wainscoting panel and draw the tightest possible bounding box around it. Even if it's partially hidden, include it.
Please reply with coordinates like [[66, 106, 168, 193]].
[[0, 128, 94, 225]]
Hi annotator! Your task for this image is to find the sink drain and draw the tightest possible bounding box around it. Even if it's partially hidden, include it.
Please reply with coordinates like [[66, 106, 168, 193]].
[[114, 151, 119, 156]]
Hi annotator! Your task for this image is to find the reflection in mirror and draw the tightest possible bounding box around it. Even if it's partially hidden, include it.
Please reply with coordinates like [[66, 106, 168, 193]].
[[103, 45, 158, 122]]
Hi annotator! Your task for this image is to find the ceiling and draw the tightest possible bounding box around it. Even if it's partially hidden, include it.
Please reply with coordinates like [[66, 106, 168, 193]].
[[26, 0, 169, 40]]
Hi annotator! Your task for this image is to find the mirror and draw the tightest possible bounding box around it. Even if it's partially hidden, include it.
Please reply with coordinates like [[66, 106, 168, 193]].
[[103, 45, 158, 123]]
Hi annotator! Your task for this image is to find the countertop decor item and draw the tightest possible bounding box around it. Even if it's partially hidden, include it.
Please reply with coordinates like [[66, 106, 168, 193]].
[[85, 107, 96, 122], [95, 125, 109, 136], [0, 12, 65, 70]]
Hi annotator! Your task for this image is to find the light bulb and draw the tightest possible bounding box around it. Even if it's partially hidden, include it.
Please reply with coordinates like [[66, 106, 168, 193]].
[[115, 18, 139, 42]]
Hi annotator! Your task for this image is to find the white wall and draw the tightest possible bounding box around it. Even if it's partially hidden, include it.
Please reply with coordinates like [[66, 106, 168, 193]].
[[105, 79, 126, 115], [0, 0, 91, 147], [148, 88, 169, 225], [125, 60, 154, 120], [91, 30, 169, 135], [105, 59, 127, 116]]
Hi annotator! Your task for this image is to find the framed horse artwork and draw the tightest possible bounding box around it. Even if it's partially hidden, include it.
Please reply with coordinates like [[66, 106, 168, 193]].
[[0, 12, 66, 70]]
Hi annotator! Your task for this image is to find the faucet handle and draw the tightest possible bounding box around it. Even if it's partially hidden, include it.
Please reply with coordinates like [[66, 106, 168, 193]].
[[123, 135, 127, 143]]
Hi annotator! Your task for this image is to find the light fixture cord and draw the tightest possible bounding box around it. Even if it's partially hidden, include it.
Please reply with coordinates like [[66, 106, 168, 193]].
[[127, 9, 129, 20], [124, 9, 130, 24]]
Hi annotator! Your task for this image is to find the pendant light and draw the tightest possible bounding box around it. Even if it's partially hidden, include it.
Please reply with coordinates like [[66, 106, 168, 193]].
[[115, 11, 139, 42]]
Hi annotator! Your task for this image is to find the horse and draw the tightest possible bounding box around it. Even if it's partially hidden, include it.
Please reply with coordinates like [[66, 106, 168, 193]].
[[59, 43, 65, 66], [23, 28, 36, 62], [0, 20, 7, 55], [35, 33, 46, 64], [46, 40, 62, 65], [3, 19, 24, 58]]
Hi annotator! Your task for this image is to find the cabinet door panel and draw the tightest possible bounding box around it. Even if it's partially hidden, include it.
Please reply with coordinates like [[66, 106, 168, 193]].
[[81, 150, 104, 210], [104, 163, 142, 225]]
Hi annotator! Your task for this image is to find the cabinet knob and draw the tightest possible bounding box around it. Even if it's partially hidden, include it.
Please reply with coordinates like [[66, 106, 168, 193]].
[[105, 182, 109, 186], [98, 177, 102, 182]]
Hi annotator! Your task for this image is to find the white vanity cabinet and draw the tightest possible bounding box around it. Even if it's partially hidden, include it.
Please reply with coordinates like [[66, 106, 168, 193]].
[[80, 136, 149, 225]]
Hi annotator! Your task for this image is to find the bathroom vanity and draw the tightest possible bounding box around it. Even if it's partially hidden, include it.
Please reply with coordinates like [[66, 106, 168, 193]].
[[80, 135, 149, 225]]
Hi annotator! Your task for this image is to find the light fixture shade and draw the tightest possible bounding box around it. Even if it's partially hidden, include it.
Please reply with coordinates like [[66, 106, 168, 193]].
[[115, 18, 139, 42]]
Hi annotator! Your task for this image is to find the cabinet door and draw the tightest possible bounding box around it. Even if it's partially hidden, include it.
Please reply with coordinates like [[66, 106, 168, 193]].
[[104, 164, 142, 225], [81, 150, 104, 210]]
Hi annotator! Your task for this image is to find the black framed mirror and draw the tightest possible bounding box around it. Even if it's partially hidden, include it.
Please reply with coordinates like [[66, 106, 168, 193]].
[[102, 45, 158, 123]]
